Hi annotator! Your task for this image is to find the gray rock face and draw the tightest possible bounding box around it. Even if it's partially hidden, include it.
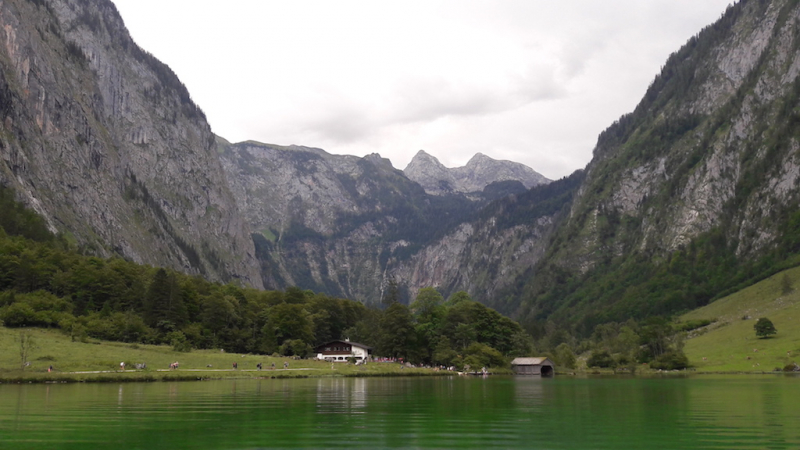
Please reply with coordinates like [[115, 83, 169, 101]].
[[219, 139, 432, 296], [545, 0, 800, 282], [404, 150, 550, 196], [0, 0, 262, 288], [219, 139, 411, 238], [219, 138, 557, 304], [402, 150, 458, 195]]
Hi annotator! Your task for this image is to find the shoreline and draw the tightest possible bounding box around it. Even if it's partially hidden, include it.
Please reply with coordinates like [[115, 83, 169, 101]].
[[2, 368, 797, 384], [0, 368, 458, 384]]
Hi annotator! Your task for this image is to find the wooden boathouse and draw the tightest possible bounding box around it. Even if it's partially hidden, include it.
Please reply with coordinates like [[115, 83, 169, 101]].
[[511, 357, 555, 376]]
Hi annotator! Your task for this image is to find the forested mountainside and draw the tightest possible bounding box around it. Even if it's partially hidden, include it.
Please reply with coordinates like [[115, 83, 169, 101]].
[[500, 0, 800, 337], [0, 0, 261, 287]]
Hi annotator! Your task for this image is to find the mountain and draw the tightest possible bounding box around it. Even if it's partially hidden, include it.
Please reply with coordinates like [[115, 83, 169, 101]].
[[0, 0, 261, 287], [0, 0, 551, 303], [404, 150, 550, 196], [7, 0, 800, 341], [217, 139, 486, 299], [499, 0, 800, 333], [356, 0, 800, 332]]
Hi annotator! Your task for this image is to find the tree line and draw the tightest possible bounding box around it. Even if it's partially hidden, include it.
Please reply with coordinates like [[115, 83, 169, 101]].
[[0, 186, 531, 369]]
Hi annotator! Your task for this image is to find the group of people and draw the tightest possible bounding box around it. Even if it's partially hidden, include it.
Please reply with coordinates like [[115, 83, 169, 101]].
[[112, 361, 294, 371], [231, 361, 285, 370]]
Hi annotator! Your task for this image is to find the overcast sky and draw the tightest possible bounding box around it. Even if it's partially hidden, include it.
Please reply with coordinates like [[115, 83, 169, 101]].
[[112, 1, 733, 179]]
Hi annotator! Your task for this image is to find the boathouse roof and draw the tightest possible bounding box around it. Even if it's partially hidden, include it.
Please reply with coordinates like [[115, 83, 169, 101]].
[[511, 357, 553, 366]]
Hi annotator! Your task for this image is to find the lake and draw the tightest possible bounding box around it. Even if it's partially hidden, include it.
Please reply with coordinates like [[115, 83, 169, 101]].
[[1, 375, 798, 449]]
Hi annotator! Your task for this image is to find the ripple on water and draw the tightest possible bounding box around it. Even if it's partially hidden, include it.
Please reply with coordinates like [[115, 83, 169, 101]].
[[1, 376, 800, 449]]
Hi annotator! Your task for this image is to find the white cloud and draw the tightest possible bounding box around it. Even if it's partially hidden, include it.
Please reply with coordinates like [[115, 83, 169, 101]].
[[112, 0, 733, 179]]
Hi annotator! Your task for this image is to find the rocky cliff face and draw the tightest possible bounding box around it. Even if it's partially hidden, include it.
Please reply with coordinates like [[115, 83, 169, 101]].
[[218, 138, 560, 303], [404, 150, 550, 196], [0, 0, 262, 287], [504, 0, 800, 326], [564, 0, 800, 266], [392, 172, 582, 303], [218, 139, 444, 298]]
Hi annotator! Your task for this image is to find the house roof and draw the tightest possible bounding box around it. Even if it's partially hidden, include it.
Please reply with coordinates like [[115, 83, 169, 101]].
[[314, 340, 373, 350], [511, 357, 554, 366]]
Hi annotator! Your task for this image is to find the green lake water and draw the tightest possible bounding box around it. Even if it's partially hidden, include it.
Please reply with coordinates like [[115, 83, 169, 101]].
[[1, 375, 798, 449]]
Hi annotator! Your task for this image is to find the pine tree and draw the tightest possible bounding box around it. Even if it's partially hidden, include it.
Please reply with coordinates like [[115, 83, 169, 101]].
[[143, 268, 187, 332]]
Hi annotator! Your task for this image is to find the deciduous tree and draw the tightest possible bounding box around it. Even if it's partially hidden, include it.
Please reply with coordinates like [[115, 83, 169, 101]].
[[754, 317, 777, 338]]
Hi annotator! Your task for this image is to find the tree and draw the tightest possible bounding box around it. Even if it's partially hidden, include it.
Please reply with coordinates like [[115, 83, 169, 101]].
[[143, 268, 187, 332], [446, 291, 472, 307], [266, 303, 313, 346], [754, 317, 777, 338], [378, 302, 415, 359], [410, 287, 445, 324], [432, 337, 458, 366], [554, 343, 577, 369], [587, 350, 616, 368], [382, 277, 400, 307], [781, 273, 793, 295], [17, 331, 37, 370]]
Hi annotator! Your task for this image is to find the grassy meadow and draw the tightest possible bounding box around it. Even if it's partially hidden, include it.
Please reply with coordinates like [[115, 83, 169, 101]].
[[681, 266, 800, 372], [0, 326, 446, 382]]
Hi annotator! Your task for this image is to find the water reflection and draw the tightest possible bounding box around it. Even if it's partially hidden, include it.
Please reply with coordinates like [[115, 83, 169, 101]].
[[315, 378, 367, 414], [1, 376, 799, 449]]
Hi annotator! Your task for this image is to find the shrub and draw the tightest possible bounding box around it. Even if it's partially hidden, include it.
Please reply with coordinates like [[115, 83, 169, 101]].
[[167, 331, 191, 352], [462, 342, 507, 368], [650, 351, 689, 370], [587, 350, 616, 368], [676, 319, 714, 332], [280, 339, 311, 358], [1, 302, 38, 326]]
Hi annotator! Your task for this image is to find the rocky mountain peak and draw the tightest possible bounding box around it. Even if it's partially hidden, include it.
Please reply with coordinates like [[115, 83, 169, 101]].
[[465, 152, 490, 165], [403, 150, 457, 195], [404, 150, 550, 196]]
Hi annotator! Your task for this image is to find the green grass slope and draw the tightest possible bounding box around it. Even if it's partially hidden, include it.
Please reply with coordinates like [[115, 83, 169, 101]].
[[0, 327, 449, 382], [681, 267, 800, 372]]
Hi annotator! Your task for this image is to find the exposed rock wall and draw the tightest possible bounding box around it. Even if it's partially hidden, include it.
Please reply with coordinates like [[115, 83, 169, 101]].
[[544, 0, 800, 289], [219, 138, 560, 304], [0, 0, 262, 287]]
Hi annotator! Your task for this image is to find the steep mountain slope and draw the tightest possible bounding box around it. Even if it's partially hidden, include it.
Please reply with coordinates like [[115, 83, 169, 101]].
[[504, 0, 800, 333], [0, 0, 261, 287], [404, 149, 550, 196], [393, 171, 583, 308], [218, 139, 484, 300]]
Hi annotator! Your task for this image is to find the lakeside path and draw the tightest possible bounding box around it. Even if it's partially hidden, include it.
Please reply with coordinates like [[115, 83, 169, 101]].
[[67, 369, 321, 374]]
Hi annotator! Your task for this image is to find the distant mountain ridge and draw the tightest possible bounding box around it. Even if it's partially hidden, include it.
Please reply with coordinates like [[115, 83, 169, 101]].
[[403, 150, 550, 196], [217, 138, 540, 300]]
